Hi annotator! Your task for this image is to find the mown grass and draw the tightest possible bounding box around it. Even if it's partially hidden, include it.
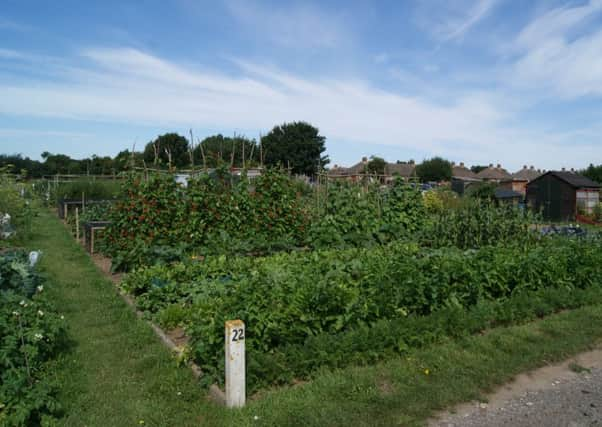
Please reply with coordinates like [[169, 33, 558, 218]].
[[28, 209, 212, 426], [27, 208, 602, 426]]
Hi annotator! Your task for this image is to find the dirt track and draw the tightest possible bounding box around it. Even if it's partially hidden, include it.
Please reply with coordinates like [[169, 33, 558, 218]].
[[430, 347, 602, 427]]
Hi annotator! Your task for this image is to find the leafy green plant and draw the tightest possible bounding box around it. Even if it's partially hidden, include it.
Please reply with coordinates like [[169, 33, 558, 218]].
[[121, 236, 602, 391], [308, 178, 425, 248], [0, 249, 66, 426], [104, 169, 309, 270], [424, 198, 539, 249], [0, 168, 34, 240]]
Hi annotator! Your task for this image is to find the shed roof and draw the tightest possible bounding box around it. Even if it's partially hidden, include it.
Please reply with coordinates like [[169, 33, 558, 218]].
[[529, 171, 601, 189], [494, 188, 523, 199]]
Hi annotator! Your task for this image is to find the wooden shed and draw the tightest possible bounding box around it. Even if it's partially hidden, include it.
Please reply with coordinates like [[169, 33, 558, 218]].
[[526, 171, 600, 221]]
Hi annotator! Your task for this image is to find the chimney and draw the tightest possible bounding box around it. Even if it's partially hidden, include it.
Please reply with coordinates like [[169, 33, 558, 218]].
[[570, 168, 575, 172], [530, 165, 534, 170], [561, 167, 566, 171], [523, 165, 527, 169], [409, 160, 415, 165], [460, 162, 465, 167], [451, 161, 456, 166], [489, 163, 493, 168], [362, 156, 368, 163], [496, 164, 501, 169]]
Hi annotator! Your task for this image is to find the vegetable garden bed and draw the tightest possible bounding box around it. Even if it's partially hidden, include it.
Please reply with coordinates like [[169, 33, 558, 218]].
[[121, 236, 602, 393], [54, 168, 602, 400]]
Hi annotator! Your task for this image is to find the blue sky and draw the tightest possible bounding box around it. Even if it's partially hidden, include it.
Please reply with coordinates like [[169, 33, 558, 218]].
[[1, 0, 601, 171]]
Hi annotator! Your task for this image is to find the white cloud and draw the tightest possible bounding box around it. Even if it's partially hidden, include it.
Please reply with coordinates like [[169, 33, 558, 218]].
[[0, 18, 32, 32], [225, 0, 348, 49], [0, 48, 24, 59], [516, 0, 602, 49], [0, 47, 597, 169], [510, 0, 602, 98], [417, 0, 498, 42], [444, 0, 498, 41]]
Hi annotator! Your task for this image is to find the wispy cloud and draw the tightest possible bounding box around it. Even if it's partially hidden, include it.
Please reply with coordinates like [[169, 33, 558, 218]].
[[416, 0, 498, 42], [0, 48, 25, 60], [1, 46, 597, 169], [516, 0, 602, 48], [0, 17, 33, 32], [225, 0, 349, 49], [510, 0, 602, 98], [443, 0, 498, 41]]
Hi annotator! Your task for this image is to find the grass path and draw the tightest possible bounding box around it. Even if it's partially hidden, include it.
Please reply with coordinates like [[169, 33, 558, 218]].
[[26, 208, 602, 426], [29, 209, 216, 426]]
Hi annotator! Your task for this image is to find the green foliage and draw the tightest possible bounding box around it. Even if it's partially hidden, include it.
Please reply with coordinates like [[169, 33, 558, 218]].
[[261, 122, 328, 176], [53, 179, 121, 203], [467, 182, 497, 200], [415, 157, 452, 183], [594, 203, 602, 222], [470, 165, 488, 174], [365, 156, 386, 175], [143, 133, 191, 168], [193, 134, 259, 167], [105, 169, 309, 270], [423, 190, 445, 214], [0, 250, 66, 426], [77, 201, 112, 227], [425, 199, 537, 249], [122, 236, 602, 391], [0, 169, 34, 240], [581, 163, 602, 184], [309, 178, 425, 248]]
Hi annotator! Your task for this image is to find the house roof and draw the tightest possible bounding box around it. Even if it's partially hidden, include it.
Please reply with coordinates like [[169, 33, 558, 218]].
[[327, 165, 351, 176], [346, 161, 367, 175], [495, 188, 523, 199], [476, 165, 512, 180], [529, 171, 601, 189], [512, 166, 542, 181], [385, 162, 416, 177], [452, 165, 478, 179], [328, 160, 417, 177]]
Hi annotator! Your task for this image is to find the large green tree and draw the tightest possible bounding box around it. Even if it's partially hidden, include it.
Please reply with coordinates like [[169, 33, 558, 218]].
[[261, 122, 328, 176], [582, 164, 602, 184], [143, 133, 190, 168], [470, 165, 488, 174], [415, 157, 453, 183], [366, 156, 386, 175], [193, 134, 258, 168]]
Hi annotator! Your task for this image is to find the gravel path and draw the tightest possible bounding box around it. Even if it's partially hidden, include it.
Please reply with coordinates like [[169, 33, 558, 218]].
[[431, 348, 602, 427]]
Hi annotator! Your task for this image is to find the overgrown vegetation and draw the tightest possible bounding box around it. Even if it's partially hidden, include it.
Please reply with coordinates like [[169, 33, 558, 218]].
[[122, 235, 602, 391], [0, 168, 34, 241], [0, 249, 66, 426], [104, 168, 308, 270]]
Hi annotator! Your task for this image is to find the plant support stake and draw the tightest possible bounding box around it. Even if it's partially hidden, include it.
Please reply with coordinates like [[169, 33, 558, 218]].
[[225, 319, 245, 408]]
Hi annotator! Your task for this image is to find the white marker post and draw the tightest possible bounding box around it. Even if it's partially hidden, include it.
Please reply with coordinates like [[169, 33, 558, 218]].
[[225, 319, 245, 408]]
